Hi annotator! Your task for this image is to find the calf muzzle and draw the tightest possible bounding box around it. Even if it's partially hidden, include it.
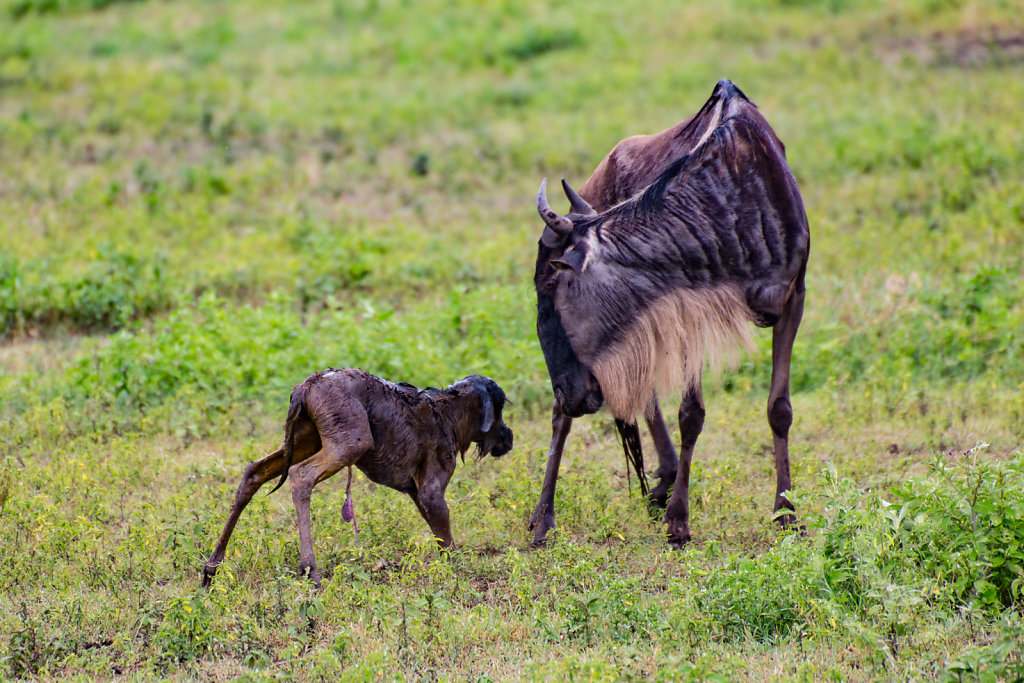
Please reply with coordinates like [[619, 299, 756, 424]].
[[487, 425, 514, 458]]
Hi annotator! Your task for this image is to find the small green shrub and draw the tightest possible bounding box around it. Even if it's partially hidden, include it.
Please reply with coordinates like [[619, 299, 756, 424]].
[[153, 594, 218, 665], [890, 446, 1024, 612], [943, 614, 1024, 682]]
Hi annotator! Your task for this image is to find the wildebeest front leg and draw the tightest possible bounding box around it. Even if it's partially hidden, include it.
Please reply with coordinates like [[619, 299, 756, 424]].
[[528, 403, 572, 546], [768, 284, 805, 527], [289, 407, 373, 587], [645, 398, 679, 510], [202, 448, 287, 588], [665, 385, 704, 548]]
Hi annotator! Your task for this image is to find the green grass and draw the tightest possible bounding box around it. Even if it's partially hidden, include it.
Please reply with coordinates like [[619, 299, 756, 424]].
[[2, 0, 1024, 679]]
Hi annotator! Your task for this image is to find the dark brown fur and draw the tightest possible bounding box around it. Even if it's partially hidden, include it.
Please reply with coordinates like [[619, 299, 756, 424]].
[[529, 93, 723, 544], [202, 369, 512, 587], [531, 80, 808, 548]]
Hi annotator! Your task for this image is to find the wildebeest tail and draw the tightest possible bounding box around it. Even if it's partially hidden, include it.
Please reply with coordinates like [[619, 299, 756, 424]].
[[269, 385, 307, 494], [615, 419, 649, 498]]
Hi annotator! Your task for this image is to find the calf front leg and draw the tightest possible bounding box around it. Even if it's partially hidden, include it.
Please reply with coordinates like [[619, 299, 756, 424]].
[[665, 385, 704, 548], [412, 486, 455, 549], [528, 403, 572, 546]]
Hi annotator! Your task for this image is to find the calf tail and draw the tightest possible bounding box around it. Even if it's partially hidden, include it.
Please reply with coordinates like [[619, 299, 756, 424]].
[[615, 419, 649, 498], [269, 386, 307, 494]]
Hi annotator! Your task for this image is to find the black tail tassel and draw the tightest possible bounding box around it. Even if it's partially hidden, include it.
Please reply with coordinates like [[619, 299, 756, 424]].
[[614, 419, 649, 498]]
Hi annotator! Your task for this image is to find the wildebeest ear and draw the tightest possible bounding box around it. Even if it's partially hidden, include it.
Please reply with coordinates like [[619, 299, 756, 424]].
[[472, 382, 495, 432], [551, 247, 586, 273], [541, 226, 569, 248]]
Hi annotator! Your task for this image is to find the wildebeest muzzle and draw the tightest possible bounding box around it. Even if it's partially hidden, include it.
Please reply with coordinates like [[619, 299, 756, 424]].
[[552, 372, 604, 418]]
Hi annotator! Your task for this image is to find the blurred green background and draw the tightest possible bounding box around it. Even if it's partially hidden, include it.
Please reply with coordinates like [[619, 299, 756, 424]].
[[1, 0, 1023, 679]]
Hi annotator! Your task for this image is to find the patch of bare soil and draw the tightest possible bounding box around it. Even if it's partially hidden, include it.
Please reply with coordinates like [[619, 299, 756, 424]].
[[884, 26, 1024, 68]]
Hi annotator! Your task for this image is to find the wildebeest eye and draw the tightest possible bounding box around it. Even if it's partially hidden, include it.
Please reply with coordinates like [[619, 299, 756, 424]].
[[544, 280, 556, 290]]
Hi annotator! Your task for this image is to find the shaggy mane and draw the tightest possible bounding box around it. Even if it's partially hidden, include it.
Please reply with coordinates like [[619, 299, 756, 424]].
[[592, 285, 755, 423]]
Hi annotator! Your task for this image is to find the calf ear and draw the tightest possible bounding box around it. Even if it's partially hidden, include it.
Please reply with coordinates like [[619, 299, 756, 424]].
[[472, 383, 495, 432]]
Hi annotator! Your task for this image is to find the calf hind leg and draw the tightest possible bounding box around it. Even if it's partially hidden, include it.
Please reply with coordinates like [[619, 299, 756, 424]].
[[289, 406, 374, 587], [202, 448, 287, 587]]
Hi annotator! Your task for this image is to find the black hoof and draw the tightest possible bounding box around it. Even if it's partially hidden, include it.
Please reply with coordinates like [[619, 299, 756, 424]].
[[529, 517, 555, 548], [666, 517, 691, 549], [200, 567, 216, 588], [647, 486, 672, 512], [668, 533, 691, 550]]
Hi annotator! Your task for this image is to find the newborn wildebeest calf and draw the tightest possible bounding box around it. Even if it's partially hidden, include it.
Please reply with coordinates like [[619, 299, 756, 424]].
[[201, 369, 513, 587]]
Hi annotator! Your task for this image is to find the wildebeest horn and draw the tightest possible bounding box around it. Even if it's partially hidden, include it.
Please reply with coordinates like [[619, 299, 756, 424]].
[[471, 381, 495, 433], [561, 178, 596, 216], [537, 179, 573, 237]]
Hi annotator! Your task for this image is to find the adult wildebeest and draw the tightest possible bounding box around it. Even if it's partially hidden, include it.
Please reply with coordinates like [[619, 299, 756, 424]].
[[531, 80, 809, 548], [202, 369, 513, 587]]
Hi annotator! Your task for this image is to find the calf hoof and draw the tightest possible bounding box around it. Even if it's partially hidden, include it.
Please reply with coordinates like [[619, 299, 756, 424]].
[[668, 532, 691, 550], [299, 565, 323, 589], [775, 512, 798, 528], [774, 512, 806, 535], [531, 521, 555, 548], [528, 503, 556, 544]]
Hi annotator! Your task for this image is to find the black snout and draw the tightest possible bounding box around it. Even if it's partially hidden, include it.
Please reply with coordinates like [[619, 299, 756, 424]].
[[489, 425, 513, 457]]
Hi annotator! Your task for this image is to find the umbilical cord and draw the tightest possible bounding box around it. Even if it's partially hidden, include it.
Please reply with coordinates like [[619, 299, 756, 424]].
[[341, 466, 359, 543]]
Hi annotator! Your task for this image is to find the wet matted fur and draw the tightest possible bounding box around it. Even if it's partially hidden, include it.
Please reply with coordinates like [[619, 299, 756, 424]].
[[201, 369, 513, 588]]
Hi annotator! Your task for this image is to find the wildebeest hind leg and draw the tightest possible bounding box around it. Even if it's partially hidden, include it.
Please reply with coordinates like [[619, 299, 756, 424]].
[[202, 448, 287, 588], [645, 398, 678, 509], [529, 403, 572, 547], [665, 384, 704, 548], [767, 282, 805, 527]]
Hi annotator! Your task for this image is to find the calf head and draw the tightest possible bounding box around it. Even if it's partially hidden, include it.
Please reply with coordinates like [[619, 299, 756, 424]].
[[458, 375, 513, 458], [534, 179, 605, 418]]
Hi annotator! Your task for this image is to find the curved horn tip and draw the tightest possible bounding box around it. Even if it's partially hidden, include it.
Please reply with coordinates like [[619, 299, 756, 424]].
[[537, 177, 573, 235], [561, 177, 595, 216]]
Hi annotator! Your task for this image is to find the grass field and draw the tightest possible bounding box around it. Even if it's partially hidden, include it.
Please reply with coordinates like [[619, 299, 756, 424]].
[[2, 0, 1024, 679]]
